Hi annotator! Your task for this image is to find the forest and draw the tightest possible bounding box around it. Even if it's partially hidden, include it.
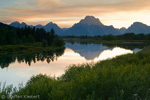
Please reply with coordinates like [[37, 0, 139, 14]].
[[0, 26, 64, 47]]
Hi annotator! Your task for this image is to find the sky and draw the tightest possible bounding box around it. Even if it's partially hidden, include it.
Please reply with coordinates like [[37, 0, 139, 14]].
[[0, 0, 150, 28]]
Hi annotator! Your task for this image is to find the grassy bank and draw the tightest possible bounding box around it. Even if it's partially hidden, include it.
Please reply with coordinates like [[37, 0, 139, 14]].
[[0, 43, 65, 55], [1, 47, 150, 100]]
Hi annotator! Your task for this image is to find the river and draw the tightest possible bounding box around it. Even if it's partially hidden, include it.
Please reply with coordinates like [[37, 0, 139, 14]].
[[0, 42, 145, 87]]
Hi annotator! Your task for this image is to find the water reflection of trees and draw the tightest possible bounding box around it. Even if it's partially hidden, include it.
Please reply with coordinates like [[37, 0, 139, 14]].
[[0, 48, 65, 69]]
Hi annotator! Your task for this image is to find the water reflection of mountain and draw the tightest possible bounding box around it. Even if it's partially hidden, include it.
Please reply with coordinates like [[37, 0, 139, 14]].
[[0, 48, 65, 69], [103, 43, 148, 50], [65, 42, 112, 60], [65, 42, 146, 60]]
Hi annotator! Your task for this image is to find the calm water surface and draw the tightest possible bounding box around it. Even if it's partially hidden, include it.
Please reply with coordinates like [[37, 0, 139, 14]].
[[0, 42, 144, 87]]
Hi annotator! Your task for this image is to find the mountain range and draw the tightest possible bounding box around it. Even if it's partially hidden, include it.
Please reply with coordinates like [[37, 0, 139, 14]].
[[6, 16, 150, 36], [126, 22, 150, 34]]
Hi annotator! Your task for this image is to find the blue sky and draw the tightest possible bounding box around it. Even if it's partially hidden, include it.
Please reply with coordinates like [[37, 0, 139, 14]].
[[0, 0, 150, 28]]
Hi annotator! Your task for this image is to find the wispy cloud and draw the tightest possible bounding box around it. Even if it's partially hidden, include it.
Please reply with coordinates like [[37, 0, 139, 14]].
[[36, 0, 63, 8]]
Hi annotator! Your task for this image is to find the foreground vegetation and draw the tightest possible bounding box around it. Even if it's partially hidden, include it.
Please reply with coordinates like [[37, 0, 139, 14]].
[[1, 46, 150, 100]]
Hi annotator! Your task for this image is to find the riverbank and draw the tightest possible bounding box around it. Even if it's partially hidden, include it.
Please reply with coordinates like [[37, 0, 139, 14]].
[[1, 46, 150, 100], [0, 43, 65, 55]]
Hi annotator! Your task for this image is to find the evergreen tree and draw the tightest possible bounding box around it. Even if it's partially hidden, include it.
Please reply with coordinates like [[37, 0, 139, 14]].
[[0, 26, 64, 47], [22, 35, 27, 44], [0, 28, 7, 45], [27, 34, 35, 43], [6, 30, 17, 45]]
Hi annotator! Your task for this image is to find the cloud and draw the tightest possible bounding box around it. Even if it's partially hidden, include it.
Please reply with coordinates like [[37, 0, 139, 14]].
[[1, 0, 150, 27], [3, 0, 150, 16], [36, 0, 63, 8]]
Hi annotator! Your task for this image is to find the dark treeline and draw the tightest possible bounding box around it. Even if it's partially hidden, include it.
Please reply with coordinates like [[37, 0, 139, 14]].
[[0, 48, 64, 69], [0, 27, 64, 47], [63, 33, 150, 40]]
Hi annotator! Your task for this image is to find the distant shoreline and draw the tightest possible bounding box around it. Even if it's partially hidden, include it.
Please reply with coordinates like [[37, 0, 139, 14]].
[[63, 37, 150, 44]]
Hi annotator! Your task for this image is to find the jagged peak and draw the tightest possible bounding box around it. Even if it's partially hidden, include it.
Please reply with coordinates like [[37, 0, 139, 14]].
[[21, 22, 27, 24], [127, 22, 149, 29], [85, 16, 96, 20], [120, 27, 126, 30], [132, 22, 147, 26], [79, 15, 103, 26], [46, 22, 56, 25], [133, 22, 144, 24], [36, 24, 43, 26], [10, 21, 28, 26], [10, 21, 20, 24]]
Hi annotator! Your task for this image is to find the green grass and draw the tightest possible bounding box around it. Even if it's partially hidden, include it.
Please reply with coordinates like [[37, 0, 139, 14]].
[[1, 47, 150, 100]]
